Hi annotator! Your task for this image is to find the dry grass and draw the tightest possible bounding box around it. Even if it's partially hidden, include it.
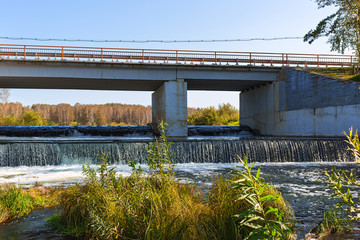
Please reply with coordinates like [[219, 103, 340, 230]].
[[309, 67, 360, 82]]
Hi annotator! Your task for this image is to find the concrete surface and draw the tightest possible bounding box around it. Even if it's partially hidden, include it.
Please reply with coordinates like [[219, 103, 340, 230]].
[[240, 67, 360, 136], [152, 80, 188, 137], [0, 60, 279, 91]]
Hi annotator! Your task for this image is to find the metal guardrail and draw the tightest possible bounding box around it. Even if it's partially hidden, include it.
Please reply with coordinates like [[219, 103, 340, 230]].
[[0, 44, 357, 67]]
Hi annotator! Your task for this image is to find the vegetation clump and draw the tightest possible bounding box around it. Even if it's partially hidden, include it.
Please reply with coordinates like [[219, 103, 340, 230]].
[[188, 103, 239, 126], [48, 122, 294, 239], [0, 184, 62, 223]]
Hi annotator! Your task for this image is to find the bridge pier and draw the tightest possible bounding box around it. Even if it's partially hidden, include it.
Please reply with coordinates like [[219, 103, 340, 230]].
[[152, 79, 188, 138]]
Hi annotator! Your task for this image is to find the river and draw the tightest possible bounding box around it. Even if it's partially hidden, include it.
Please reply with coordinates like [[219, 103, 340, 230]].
[[1, 162, 360, 239]]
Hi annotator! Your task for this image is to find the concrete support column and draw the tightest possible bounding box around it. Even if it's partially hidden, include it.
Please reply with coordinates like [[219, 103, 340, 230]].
[[152, 79, 188, 138]]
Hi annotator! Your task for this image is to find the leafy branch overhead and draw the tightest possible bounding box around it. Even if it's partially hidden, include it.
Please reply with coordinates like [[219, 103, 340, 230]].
[[304, 0, 360, 56]]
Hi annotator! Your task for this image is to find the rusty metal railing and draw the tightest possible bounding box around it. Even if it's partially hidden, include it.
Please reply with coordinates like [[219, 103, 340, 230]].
[[0, 43, 356, 67]]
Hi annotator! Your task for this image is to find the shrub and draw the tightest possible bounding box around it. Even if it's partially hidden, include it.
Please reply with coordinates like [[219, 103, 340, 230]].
[[19, 111, 46, 126], [0, 115, 19, 126], [188, 103, 239, 126]]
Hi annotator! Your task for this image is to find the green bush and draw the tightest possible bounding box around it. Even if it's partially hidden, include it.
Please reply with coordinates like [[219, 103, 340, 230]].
[[0, 115, 19, 126], [19, 111, 46, 126], [188, 103, 239, 126]]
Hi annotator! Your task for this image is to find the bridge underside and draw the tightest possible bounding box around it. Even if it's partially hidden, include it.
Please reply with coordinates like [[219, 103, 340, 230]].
[[0, 77, 271, 91], [0, 60, 279, 91], [0, 60, 281, 137]]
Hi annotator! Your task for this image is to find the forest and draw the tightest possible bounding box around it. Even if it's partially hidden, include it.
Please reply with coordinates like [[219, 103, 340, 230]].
[[0, 102, 238, 126]]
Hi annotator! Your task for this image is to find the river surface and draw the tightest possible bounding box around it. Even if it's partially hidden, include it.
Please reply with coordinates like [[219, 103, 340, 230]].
[[0, 162, 360, 239]]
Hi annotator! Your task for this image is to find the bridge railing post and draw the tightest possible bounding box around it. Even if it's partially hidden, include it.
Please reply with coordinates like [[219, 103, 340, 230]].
[[249, 53, 252, 65], [286, 54, 289, 66], [317, 55, 319, 68], [24, 46, 26, 59], [176, 50, 178, 64], [61, 47, 64, 60], [142, 50, 145, 63], [101, 48, 103, 61]]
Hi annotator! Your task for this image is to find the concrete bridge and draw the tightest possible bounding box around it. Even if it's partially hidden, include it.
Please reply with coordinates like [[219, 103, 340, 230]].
[[0, 44, 358, 137]]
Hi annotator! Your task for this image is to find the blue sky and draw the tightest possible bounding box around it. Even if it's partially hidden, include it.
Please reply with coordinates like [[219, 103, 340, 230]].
[[1, 0, 342, 108]]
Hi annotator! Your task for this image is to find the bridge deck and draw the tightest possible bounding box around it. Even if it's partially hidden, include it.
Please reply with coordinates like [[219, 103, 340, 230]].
[[0, 59, 280, 91]]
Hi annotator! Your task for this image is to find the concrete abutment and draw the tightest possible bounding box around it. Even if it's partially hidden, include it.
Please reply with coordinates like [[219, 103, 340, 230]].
[[240, 67, 360, 137]]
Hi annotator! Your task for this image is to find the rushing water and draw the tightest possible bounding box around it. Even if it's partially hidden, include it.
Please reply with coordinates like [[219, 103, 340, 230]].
[[1, 162, 360, 239], [0, 126, 357, 239], [0, 136, 353, 166]]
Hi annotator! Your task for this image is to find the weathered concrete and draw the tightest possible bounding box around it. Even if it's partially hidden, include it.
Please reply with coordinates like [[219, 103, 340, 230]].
[[152, 80, 188, 137], [0, 60, 279, 91], [240, 68, 360, 136]]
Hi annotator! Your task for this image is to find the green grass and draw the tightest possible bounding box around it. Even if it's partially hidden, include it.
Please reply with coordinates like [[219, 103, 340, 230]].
[[310, 67, 360, 82], [0, 184, 62, 223]]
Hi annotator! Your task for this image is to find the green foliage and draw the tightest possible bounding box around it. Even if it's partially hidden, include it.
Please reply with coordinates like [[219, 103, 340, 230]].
[[0, 110, 59, 126], [312, 127, 360, 238], [147, 121, 174, 175], [310, 207, 352, 239], [19, 111, 46, 126], [0, 185, 33, 221], [232, 157, 295, 240], [304, 0, 360, 58], [188, 103, 239, 126], [0, 185, 61, 223], [344, 127, 360, 161], [0, 115, 19, 126], [324, 167, 360, 221]]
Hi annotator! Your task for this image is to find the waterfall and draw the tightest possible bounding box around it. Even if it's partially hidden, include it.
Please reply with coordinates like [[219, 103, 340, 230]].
[[0, 137, 353, 167]]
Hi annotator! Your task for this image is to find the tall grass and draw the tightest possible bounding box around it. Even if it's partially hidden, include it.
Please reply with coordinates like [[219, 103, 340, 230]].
[[49, 122, 295, 239], [0, 184, 61, 223]]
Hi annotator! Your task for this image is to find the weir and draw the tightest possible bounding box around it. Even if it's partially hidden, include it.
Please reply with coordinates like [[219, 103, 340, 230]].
[[0, 136, 353, 166], [0, 126, 353, 166]]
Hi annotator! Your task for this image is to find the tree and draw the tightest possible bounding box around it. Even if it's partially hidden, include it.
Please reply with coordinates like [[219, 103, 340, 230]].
[[0, 89, 10, 103], [304, 0, 360, 58], [19, 111, 46, 126]]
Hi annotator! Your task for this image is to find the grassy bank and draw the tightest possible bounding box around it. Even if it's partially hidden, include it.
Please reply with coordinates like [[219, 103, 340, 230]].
[[0, 184, 62, 223], [309, 67, 360, 82]]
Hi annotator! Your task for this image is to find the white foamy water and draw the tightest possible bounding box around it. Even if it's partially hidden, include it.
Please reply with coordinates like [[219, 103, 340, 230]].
[[1, 162, 360, 238], [1, 162, 358, 190], [0, 163, 240, 188]]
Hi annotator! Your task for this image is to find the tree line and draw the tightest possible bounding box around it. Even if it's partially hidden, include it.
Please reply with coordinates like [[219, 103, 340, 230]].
[[0, 103, 153, 126], [0, 102, 205, 126]]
